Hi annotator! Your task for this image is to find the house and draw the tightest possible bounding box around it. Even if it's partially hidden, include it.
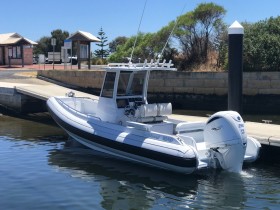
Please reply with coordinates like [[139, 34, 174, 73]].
[[0, 33, 37, 66]]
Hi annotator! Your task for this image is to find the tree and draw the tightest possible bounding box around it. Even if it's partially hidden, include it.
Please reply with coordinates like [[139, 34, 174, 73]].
[[33, 36, 51, 55], [108, 3, 226, 70], [193, 3, 226, 61], [109, 36, 128, 53], [243, 17, 280, 71], [51, 29, 69, 52], [108, 25, 177, 63], [33, 29, 69, 55], [173, 3, 226, 70], [94, 27, 109, 60], [212, 22, 228, 69]]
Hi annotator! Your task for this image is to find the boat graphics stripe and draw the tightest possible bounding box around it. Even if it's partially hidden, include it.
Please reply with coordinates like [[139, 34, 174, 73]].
[[48, 107, 197, 168]]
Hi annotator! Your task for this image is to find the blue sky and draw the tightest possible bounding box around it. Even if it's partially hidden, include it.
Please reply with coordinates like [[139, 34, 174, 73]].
[[1, 0, 279, 43]]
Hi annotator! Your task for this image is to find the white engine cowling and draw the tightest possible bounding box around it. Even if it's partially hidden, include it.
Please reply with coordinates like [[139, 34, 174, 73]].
[[204, 111, 247, 173]]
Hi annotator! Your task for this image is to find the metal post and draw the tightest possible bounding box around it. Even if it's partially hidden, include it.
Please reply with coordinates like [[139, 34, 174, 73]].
[[70, 42, 73, 70], [21, 45, 24, 67], [88, 42, 91, 70], [8, 47, 12, 67], [51, 38, 56, 70], [228, 21, 244, 114], [64, 48, 67, 70], [77, 40, 81, 70], [52, 45, 55, 70]]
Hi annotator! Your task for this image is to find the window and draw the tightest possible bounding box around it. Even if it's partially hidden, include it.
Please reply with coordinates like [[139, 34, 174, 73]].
[[101, 72, 116, 98], [9, 46, 21, 58], [16, 46, 21, 58], [131, 71, 146, 95], [117, 71, 131, 96], [80, 44, 88, 59], [117, 71, 146, 97]]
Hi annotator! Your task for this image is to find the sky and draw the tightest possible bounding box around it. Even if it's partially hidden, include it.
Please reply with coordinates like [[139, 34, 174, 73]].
[[1, 0, 280, 44]]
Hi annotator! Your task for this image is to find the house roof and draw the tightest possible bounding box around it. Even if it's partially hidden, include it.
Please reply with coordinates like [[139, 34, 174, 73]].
[[0, 33, 37, 45], [67, 30, 101, 42]]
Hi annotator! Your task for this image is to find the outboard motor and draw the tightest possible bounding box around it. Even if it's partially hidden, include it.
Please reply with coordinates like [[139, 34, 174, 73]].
[[204, 111, 247, 173]]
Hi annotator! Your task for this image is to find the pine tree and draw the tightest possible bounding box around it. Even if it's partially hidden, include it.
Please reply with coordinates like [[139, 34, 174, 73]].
[[94, 27, 109, 60]]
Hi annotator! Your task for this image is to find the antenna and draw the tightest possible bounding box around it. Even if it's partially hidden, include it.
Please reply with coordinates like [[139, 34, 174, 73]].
[[158, 3, 187, 60], [129, 0, 148, 63]]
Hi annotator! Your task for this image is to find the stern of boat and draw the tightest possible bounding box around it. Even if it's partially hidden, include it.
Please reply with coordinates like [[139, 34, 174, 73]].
[[204, 111, 252, 173]]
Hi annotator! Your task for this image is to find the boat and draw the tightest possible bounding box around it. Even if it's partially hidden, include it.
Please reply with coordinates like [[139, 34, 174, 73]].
[[47, 60, 261, 174]]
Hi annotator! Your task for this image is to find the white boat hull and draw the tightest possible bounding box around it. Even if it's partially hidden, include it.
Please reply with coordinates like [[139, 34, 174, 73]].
[[47, 97, 199, 174], [47, 94, 261, 174]]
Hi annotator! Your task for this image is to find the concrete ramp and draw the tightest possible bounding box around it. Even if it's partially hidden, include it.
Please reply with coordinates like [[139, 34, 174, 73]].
[[0, 81, 98, 113], [15, 84, 98, 101]]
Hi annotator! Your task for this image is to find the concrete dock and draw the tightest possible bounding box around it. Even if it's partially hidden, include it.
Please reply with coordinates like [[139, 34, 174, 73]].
[[0, 70, 98, 113], [0, 69, 279, 147], [16, 83, 98, 101]]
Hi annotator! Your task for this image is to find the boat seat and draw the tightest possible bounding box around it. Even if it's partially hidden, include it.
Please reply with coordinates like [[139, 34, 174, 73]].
[[134, 103, 171, 123], [136, 104, 158, 118], [157, 103, 172, 116], [175, 121, 205, 134], [134, 104, 157, 123]]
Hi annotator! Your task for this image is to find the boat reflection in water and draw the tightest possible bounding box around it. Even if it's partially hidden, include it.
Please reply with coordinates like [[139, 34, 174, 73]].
[[48, 139, 246, 209]]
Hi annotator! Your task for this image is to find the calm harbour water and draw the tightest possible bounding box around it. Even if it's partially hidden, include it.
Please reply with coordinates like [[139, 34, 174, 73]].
[[0, 114, 279, 210]]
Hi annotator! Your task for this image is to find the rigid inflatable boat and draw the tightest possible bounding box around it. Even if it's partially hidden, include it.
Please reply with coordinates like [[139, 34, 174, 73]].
[[47, 61, 261, 174]]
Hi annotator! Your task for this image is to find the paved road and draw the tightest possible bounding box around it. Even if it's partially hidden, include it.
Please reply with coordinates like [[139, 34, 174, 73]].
[[0, 70, 47, 85]]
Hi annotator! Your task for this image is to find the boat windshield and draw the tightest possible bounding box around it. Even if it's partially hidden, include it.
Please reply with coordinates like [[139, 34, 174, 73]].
[[117, 70, 146, 97], [101, 72, 116, 98]]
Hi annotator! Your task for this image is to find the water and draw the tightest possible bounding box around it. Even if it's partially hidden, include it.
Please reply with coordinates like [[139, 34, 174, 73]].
[[0, 114, 279, 210]]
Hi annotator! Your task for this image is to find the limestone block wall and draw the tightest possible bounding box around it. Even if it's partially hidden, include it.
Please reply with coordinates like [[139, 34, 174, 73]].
[[37, 70, 280, 113], [148, 71, 280, 96]]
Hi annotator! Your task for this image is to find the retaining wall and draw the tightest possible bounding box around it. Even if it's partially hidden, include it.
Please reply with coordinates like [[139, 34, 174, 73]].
[[0, 87, 46, 113], [37, 70, 280, 114]]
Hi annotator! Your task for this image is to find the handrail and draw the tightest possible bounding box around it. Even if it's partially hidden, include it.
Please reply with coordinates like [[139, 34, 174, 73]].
[[107, 59, 176, 71]]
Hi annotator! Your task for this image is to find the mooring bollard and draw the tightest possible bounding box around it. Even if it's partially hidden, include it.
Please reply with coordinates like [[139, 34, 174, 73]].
[[228, 21, 244, 114]]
